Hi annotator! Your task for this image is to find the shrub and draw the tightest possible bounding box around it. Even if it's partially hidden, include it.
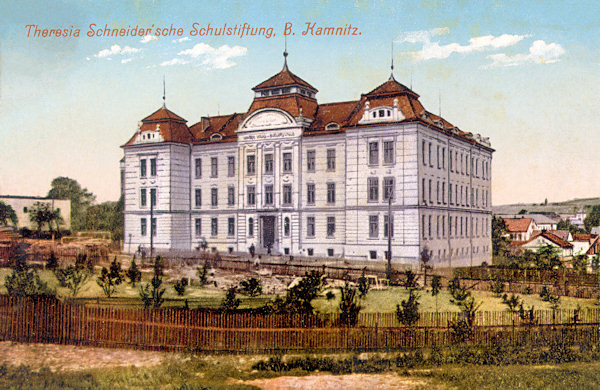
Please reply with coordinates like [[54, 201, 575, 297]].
[[404, 270, 418, 289], [396, 289, 420, 326], [239, 277, 262, 297], [173, 277, 188, 296], [325, 291, 335, 300], [96, 257, 124, 297], [55, 265, 90, 297], [501, 293, 521, 313], [221, 286, 240, 312], [139, 256, 165, 309], [339, 282, 361, 326], [357, 275, 370, 298], [46, 252, 59, 270], [196, 261, 209, 286], [126, 258, 142, 287], [490, 279, 505, 297]]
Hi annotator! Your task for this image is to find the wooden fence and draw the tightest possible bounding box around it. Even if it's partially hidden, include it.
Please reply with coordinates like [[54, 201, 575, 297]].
[[0, 295, 598, 353], [455, 266, 600, 287]]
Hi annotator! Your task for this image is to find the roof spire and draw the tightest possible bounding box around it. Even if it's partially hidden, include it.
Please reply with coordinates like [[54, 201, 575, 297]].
[[389, 42, 395, 81], [283, 35, 289, 70], [162, 75, 166, 107]]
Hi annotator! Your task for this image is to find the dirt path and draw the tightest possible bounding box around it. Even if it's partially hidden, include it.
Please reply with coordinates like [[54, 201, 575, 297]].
[[241, 373, 430, 390], [0, 341, 180, 372]]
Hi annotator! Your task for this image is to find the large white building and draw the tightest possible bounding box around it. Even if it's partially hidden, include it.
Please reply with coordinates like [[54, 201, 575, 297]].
[[121, 54, 494, 267]]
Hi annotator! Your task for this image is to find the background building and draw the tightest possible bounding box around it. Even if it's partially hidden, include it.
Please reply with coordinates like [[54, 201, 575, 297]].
[[0, 195, 71, 230], [122, 54, 493, 267]]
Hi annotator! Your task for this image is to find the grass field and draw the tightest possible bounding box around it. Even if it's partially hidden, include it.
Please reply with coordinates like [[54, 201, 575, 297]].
[[1, 341, 600, 389], [0, 267, 597, 313]]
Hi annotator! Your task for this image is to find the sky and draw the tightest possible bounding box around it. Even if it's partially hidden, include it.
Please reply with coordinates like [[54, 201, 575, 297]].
[[0, 0, 599, 205]]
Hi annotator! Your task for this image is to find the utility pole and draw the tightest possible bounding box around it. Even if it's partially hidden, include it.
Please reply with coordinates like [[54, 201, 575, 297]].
[[150, 189, 154, 258], [387, 191, 393, 281]]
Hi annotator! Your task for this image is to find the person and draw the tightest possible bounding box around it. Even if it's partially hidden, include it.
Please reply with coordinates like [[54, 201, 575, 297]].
[[266, 242, 272, 255], [249, 243, 255, 258]]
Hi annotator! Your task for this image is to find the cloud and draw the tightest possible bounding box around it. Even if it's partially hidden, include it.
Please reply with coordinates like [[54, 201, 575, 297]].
[[160, 58, 189, 66], [94, 44, 141, 58], [173, 37, 190, 43], [396, 27, 449, 44], [177, 43, 247, 69], [402, 33, 528, 61], [485, 40, 566, 68], [140, 34, 158, 43], [121, 58, 133, 64]]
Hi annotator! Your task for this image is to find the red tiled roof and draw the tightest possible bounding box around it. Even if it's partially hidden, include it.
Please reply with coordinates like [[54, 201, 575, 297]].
[[547, 230, 570, 241], [142, 106, 186, 122], [123, 105, 193, 146], [253, 66, 317, 92], [503, 218, 533, 233], [247, 94, 318, 119], [573, 234, 593, 242], [525, 231, 573, 248]]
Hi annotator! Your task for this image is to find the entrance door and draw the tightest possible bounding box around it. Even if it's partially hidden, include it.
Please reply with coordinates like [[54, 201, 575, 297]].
[[261, 216, 275, 249]]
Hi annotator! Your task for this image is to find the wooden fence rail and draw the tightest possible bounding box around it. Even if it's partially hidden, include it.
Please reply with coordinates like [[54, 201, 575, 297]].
[[0, 295, 598, 353]]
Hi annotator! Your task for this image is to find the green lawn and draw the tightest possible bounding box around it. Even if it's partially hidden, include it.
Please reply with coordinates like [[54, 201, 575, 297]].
[[0, 267, 597, 313]]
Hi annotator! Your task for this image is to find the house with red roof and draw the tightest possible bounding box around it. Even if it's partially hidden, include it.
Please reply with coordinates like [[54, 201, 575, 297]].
[[503, 218, 537, 242], [121, 52, 494, 267], [519, 231, 574, 259]]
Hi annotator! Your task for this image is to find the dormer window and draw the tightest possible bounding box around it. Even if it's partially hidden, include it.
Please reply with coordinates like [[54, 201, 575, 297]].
[[210, 133, 223, 141], [360, 103, 404, 124], [325, 122, 340, 131]]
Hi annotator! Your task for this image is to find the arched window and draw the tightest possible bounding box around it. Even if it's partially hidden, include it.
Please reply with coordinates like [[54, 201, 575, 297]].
[[248, 217, 254, 236], [284, 217, 290, 237], [210, 133, 223, 141]]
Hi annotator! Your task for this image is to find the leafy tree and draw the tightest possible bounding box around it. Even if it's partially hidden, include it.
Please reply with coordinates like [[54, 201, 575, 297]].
[[45, 252, 59, 270], [430, 275, 442, 313], [490, 278, 505, 297], [501, 293, 521, 313], [28, 202, 62, 234], [173, 277, 188, 296], [96, 257, 124, 297], [571, 254, 589, 274], [285, 270, 326, 315], [75, 253, 94, 273], [492, 215, 510, 256], [5, 246, 53, 298], [591, 256, 599, 272], [449, 294, 481, 343], [47, 177, 96, 231], [339, 282, 361, 326], [403, 270, 418, 289], [396, 289, 420, 326], [584, 205, 600, 233], [0, 201, 18, 226], [54, 265, 90, 297], [518, 303, 536, 326], [221, 286, 241, 312], [196, 261, 209, 286], [420, 247, 432, 286], [83, 197, 124, 241], [517, 209, 527, 215], [139, 255, 165, 309], [239, 277, 262, 297], [126, 258, 142, 287], [535, 245, 562, 270], [357, 274, 370, 298], [557, 219, 585, 236]]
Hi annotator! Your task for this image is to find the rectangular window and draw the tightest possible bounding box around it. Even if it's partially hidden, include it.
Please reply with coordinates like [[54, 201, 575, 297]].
[[428, 180, 432, 204], [283, 185, 292, 205], [428, 143, 432, 166], [442, 147, 446, 169], [211, 188, 218, 206], [449, 183, 453, 204], [422, 178, 426, 204], [422, 141, 426, 166], [248, 218, 254, 236], [449, 150, 453, 171], [228, 217, 235, 236], [437, 146, 441, 169], [369, 215, 379, 238], [368, 177, 379, 202], [227, 156, 235, 177], [384, 177, 394, 201], [428, 215, 432, 238], [307, 216, 315, 237], [264, 153, 273, 174], [227, 186, 235, 206], [211, 157, 218, 177], [442, 182, 446, 204], [264, 185, 273, 205], [140, 159, 147, 177], [307, 150, 316, 171], [383, 141, 394, 164], [195, 158, 202, 178], [368, 142, 379, 165], [150, 188, 157, 206], [151, 217, 157, 236], [422, 215, 426, 238], [211, 218, 218, 236], [327, 216, 335, 237], [140, 189, 147, 207], [247, 155, 255, 174], [307, 183, 315, 204], [150, 158, 157, 176], [195, 218, 201, 236], [449, 216, 453, 237], [327, 149, 336, 171], [283, 152, 292, 172], [140, 218, 147, 236], [195, 188, 201, 207], [247, 185, 255, 205], [384, 215, 394, 238], [437, 215, 440, 238], [327, 183, 335, 204], [436, 181, 440, 204]]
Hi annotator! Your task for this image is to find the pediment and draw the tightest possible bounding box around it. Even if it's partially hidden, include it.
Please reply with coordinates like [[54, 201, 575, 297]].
[[241, 109, 295, 130]]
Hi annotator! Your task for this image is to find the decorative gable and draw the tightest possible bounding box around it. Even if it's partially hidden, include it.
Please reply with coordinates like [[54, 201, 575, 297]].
[[359, 99, 405, 124]]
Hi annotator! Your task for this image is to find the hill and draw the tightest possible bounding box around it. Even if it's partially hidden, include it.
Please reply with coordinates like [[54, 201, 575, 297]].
[[493, 197, 600, 215]]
